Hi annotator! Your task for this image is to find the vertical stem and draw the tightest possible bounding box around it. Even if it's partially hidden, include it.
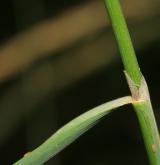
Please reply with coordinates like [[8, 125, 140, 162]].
[[104, 0, 160, 164], [134, 101, 160, 165], [132, 76, 160, 165], [104, 0, 141, 86]]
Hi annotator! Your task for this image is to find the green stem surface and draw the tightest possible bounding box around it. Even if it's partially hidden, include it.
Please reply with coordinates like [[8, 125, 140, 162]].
[[104, 0, 160, 164], [132, 75, 160, 165], [104, 0, 141, 86], [134, 101, 160, 164]]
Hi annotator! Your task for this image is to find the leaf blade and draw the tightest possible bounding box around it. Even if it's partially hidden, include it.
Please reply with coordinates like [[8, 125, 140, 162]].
[[14, 96, 132, 165]]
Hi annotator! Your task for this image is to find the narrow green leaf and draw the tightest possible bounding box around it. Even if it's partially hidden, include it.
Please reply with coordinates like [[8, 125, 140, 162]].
[[14, 96, 132, 165]]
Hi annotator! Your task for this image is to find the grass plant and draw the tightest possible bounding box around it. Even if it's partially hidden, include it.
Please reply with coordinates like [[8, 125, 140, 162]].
[[14, 0, 160, 164]]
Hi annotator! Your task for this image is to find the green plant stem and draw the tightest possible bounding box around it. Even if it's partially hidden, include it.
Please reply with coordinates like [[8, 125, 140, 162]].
[[131, 76, 160, 165], [104, 0, 141, 86], [104, 0, 160, 164], [134, 102, 160, 164]]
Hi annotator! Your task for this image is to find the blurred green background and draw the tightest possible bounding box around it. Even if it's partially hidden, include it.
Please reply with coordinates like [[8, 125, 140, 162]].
[[0, 0, 160, 164]]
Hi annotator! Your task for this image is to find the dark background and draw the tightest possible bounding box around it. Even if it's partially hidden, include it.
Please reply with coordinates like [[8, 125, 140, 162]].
[[0, 0, 160, 164]]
